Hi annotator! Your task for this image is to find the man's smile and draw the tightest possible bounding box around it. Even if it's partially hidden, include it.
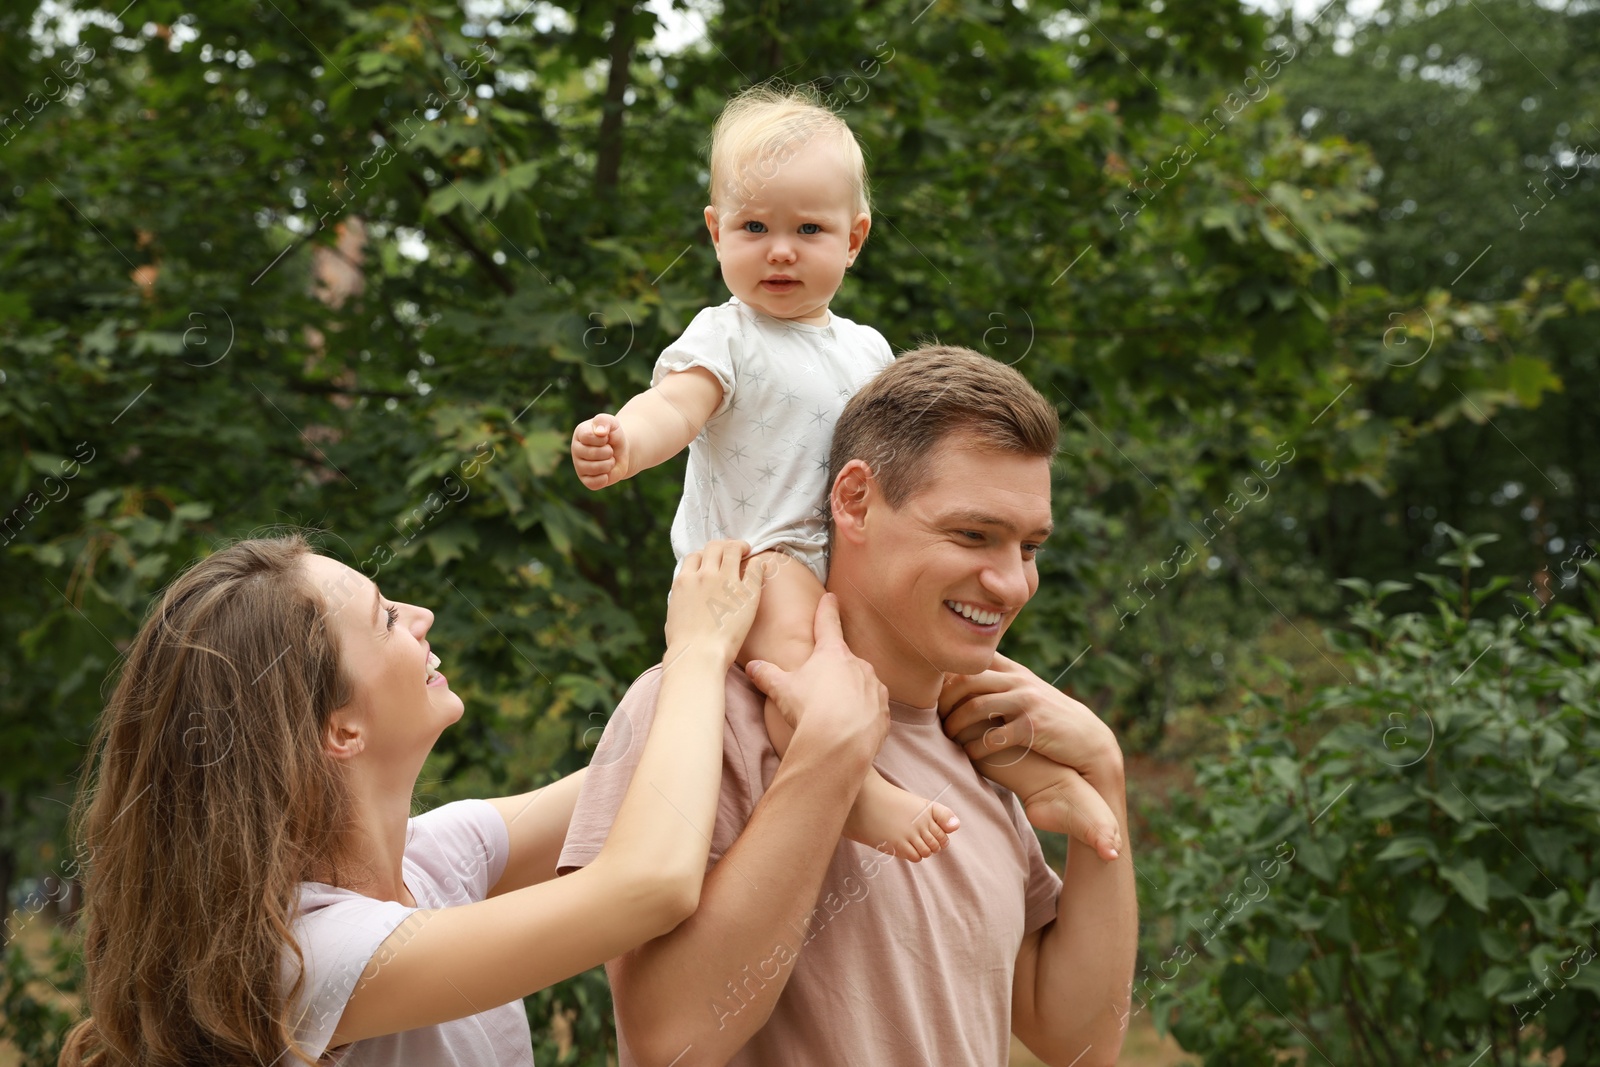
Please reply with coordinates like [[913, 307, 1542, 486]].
[[943, 599, 1006, 629]]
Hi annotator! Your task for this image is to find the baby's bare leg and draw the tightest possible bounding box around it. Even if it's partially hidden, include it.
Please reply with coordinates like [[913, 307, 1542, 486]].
[[974, 748, 1122, 861], [743, 551, 959, 862]]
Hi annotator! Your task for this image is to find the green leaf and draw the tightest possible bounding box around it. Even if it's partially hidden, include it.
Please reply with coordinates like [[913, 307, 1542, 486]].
[[1335, 577, 1372, 598], [522, 430, 568, 478], [1295, 836, 1338, 883], [1359, 785, 1415, 820], [1438, 859, 1490, 913], [82, 488, 121, 519], [1415, 572, 1457, 600], [1408, 885, 1448, 927], [1308, 953, 1343, 1002], [1502, 355, 1562, 407], [1360, 949, 1401, 981], [1479, 926, 1517, 962], [424, 525, 479, 567], [1374, 835, 1437, 862], [1480, 965, 1512, 999], [1218, 962, 1259, 1012], [1265, 938, 1309, 977], [1570, 962, 1600, 995], [171, 502, 213, 522]]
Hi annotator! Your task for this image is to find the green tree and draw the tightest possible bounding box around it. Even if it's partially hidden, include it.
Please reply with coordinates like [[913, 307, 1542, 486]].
[[1140, 532, 1600, 1065], [1270, 0, 1600, 595], [1, 0, 1593, 1060]]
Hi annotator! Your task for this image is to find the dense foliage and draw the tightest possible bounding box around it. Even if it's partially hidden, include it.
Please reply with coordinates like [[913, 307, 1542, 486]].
[[1, 0, 1594, 1063], [1140, 532, 1600, 1064]]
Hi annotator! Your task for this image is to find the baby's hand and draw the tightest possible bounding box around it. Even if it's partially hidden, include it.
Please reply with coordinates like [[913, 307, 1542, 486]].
[[571, 413, 631, 489]]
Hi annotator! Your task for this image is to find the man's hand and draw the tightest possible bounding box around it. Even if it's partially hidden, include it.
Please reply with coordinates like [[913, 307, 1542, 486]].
[[571, 412, 631, 489], [745, 593, 890, 765], [940, 653, 1124, 790]]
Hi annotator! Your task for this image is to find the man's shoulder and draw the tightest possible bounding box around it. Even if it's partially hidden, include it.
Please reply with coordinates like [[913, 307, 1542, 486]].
[[620, 661, 767, 721]]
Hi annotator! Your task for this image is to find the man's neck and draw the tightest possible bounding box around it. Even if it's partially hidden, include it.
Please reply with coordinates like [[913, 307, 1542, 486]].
[[829, 578, 945, 708]]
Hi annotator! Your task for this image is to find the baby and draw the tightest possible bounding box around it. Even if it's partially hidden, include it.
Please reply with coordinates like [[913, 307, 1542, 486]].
[[571, 86, 1119, 864]]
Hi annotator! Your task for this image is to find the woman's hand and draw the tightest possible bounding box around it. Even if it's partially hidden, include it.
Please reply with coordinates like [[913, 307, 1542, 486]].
[[664, 540, 771, 666]]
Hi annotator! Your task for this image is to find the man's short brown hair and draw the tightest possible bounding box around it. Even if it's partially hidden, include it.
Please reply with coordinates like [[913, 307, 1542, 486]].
[[828, 345, 1059, 517]]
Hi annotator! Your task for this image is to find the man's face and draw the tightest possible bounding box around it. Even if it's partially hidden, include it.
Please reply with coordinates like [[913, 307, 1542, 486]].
[[855, 436, 1052, 676]]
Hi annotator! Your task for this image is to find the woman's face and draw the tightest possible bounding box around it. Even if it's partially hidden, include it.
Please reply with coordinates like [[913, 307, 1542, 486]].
[[302, 555, 463, 767]]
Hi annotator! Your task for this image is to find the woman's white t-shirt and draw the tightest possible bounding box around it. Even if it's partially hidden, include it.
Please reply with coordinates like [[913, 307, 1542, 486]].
[[286, 800, 535, 1066], [653, 297, 895, 582]]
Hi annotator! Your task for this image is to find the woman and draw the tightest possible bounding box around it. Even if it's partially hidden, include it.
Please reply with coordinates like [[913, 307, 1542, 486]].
[[58, 534, 769, 1066]]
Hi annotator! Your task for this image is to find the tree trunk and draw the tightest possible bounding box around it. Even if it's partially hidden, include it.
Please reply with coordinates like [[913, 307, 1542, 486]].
[[594, 3, 638, 199], [0, 792, 14, 947]]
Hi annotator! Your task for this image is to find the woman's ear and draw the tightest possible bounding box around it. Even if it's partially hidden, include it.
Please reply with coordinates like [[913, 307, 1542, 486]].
[[323, 706, 365, 761], [830, 459, 875, 545]]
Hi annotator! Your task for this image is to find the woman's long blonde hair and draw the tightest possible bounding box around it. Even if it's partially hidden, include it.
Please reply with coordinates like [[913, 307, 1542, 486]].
[[59, 535, 354, 1066]]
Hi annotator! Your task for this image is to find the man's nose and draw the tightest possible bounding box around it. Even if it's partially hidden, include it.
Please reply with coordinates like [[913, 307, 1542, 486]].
[[978, 553, 1031, 607]]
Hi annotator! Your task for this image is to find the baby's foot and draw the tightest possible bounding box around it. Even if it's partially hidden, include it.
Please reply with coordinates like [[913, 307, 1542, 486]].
[[1021, 781, 1121, 861], [846, 773, 960, 862]]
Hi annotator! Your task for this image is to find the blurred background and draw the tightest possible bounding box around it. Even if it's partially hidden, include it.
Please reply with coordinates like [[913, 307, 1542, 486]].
[[2, 0, 1597, 1063]]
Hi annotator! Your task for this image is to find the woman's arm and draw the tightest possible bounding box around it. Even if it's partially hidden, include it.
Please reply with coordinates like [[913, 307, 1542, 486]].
[[484, 769, 587, 895], [328, 543, 768, 1046]]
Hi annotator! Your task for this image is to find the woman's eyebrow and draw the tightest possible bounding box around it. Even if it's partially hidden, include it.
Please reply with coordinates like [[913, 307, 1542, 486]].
[[370, 585, 382, 625]]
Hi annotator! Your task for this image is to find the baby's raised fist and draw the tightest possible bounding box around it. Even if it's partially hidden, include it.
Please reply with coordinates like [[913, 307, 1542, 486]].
[[571, 413, 630, 490]]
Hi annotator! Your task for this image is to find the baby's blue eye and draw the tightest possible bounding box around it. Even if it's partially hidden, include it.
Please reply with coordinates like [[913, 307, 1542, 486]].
[[743, 221, 767, 233], [799, 223, 821, 234]]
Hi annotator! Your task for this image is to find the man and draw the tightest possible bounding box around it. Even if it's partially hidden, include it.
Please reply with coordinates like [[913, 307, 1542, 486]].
[[558, 346, 1137, 1066]]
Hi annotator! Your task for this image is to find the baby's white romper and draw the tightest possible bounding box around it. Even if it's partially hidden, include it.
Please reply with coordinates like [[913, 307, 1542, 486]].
[[653, 296, 894, 583]]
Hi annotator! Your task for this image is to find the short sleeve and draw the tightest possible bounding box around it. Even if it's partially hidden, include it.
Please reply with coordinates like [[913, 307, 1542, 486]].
[[558, 669, 663, 874], [1005, 793, 1063, 935], [285, 801, 511, 1060], [558, 665, 760, 876], [288, 895, 416, 1059], [865, 325, 894, 369], [653, 306, 739, 420], [405, 799, 510, 905]]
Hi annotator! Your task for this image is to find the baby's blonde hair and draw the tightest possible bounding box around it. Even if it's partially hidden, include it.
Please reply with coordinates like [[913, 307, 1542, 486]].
[[708, 84, 871, 216]]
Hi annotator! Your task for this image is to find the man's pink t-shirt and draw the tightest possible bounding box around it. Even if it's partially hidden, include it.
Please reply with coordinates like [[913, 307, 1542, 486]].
[[558, 665, 1063, 1066]]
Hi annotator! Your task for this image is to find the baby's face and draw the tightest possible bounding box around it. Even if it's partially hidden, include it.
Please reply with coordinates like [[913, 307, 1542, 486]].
[[704, 138, 870, 326]]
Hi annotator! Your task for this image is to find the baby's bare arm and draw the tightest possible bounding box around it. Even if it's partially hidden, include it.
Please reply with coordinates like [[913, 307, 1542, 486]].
[[614, 367, 723, 473], [571, 367, 723, 488]]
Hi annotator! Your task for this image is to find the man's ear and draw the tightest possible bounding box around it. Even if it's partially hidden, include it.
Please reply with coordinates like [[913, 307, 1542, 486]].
[[830, 459, 875, 546], [323, 705, 366, 762]]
